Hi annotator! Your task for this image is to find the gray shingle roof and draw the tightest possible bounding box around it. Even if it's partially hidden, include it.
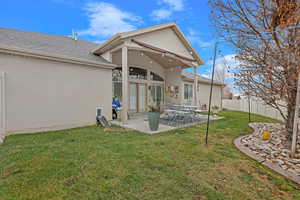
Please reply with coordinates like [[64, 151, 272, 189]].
[[0, 27, 111, 65], [182, 71, 224, 86]]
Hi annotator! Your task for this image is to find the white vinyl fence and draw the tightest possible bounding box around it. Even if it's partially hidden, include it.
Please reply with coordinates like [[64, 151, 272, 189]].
[[222, 97, 286, 121]]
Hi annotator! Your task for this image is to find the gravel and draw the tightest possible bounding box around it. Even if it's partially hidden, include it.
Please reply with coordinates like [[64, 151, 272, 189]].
[[241, 123, 300, 176]]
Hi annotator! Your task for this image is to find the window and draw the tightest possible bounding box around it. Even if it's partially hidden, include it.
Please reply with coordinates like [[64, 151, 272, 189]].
[[112, 67, 122, 82], [150, 72, 164, 82], [184, 84, 193, 100], [112, 67, 147, 80], [129, 67, 147, 80], [149, 85, 164, 107], [113, 82, 122, 101], [112, 67, 122, 101]]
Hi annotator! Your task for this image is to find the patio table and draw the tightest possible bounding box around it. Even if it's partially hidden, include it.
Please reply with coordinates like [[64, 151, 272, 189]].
[[163, 109, 195, 126]]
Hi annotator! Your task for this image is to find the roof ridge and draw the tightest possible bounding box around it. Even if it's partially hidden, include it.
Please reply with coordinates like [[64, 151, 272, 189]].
[[119, 22, 176, 36], [0, 27, 97, 45], [182, 71, 224, 84]]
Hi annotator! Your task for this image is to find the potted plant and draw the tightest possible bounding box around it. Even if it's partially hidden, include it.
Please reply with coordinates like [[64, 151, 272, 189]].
[[147, 104, 160, 131], [211, 105, 219, 116]]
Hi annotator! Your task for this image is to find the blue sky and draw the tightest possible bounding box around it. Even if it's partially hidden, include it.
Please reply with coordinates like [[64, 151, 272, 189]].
[[0, 0, 237, 92]]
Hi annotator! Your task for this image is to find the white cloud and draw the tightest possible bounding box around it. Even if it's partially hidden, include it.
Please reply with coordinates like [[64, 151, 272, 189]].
[[215, 55, 237, 81], [79, 2, 141, 39], [204, 54, 240, 93], [160, 0, 184, 11], [186, 29, 214, 48], [209, 54, 240, 71], [151, 9, 172, 21], [151, 0, 184, 20]]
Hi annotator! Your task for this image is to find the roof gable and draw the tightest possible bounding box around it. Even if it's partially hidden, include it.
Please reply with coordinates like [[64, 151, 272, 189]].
[[93, 22, 204, 65], [131, 27, 194, 60]]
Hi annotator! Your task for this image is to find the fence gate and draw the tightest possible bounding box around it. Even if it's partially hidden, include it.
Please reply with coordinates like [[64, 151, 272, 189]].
[[0, 72, 5, 135]]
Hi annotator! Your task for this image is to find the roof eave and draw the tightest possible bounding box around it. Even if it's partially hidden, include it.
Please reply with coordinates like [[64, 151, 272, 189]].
[[92, 34, 122, 54], [182, 75, 225, 86], [171, 24, 205, 66], [0, 45, 116, 69]]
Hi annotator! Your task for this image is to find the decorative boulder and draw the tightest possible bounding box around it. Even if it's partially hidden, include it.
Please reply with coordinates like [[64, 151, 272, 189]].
[[261, 130, 272, 140]]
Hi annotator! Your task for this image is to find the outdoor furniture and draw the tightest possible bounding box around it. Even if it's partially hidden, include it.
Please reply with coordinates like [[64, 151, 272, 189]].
[[161, 104, 206, 127]]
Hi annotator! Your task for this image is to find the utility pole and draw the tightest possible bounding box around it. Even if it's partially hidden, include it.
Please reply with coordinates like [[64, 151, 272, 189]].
[[205, 42, 217, 145]]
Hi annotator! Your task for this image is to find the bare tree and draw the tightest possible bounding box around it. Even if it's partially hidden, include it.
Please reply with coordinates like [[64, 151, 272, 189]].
[[209, 0, 300, 140]]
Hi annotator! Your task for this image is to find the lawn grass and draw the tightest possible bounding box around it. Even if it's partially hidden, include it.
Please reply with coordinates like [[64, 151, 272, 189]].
[[0, 110, 300, 200]]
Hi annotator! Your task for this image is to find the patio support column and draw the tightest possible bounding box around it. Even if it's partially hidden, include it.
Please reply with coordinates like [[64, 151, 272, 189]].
[[147, 69, 151, 105], [194, 66, 198, 107], [122, 46, 129, 122]]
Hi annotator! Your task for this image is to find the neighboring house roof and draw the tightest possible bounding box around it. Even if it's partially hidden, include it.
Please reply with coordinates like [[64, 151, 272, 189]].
[[181, 71, 225, 86], [93, 22, 204, 65], [0, 27, 115, 68]]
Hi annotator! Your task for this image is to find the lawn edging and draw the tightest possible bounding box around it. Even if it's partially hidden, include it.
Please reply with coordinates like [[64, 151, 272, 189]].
[[234, 135, 300, 185]]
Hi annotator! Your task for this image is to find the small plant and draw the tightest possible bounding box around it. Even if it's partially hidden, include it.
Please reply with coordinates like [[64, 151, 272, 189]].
[[147, 104, 160, 112], [212, 105, 219, 112]]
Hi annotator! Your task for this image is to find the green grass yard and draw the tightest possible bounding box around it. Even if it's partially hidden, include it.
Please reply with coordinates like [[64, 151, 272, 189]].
[[0, 110, 300, 200]]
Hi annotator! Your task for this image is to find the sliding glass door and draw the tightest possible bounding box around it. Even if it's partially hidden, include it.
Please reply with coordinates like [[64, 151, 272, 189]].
[[129, 83, 147, 113], [149, 84, 164, 108], [129, 83, 137, 112], [138, 84, 146, 112]]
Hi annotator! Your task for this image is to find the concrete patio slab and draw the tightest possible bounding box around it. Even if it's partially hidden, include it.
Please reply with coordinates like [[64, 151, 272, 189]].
[[110, 114, 223, 134]]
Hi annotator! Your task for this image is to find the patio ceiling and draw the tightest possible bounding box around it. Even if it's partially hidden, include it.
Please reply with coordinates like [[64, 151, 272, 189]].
[[130, 39, 196, 69], [111, 48, 193, 69], [142, 50, 192, 69]]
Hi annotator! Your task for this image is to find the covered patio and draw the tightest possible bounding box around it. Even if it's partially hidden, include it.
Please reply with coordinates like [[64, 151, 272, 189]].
[[92, 22, 214, 132]]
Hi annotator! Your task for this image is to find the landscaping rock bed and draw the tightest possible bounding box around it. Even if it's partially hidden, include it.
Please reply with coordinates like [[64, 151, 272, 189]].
[[240, 123, 300, 176]]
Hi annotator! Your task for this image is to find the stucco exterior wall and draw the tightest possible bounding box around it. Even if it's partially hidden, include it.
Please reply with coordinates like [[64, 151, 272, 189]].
[[0, 72, 4, 135], [165, 68, 183, 104], [182, 80, 222, 108], [0, 53, 112, 134], [197, 83, 223, 109]]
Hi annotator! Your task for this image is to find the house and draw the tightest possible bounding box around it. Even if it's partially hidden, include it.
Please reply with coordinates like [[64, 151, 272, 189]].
[[0, 27, 115, 134], [0, 22, 224, 135], [181, 71, 224, 109], [222, 86, 233, 99]]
